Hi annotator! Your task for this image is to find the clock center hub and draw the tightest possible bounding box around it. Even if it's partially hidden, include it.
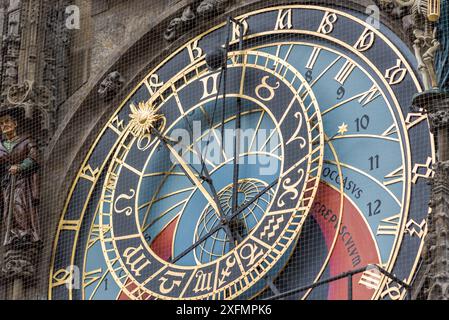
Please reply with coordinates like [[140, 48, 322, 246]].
[[194, 179, 274, 264]]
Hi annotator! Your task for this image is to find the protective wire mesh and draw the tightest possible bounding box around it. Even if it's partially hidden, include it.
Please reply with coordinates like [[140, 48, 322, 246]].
[[0, 0, 446, 300]]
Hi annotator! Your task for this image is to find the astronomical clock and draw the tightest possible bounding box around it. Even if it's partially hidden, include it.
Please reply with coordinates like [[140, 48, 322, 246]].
[[49, 4, 435, 300]]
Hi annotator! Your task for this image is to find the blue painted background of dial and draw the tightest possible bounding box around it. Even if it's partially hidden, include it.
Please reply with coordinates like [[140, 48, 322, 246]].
[[257, 43, 405, 264]]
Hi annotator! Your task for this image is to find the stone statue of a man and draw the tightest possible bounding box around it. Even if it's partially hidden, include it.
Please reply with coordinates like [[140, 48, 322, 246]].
[[0, 108, 40, 246]]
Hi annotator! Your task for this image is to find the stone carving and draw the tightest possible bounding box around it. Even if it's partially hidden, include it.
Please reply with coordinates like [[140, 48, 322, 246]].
[[422, 160, 449, 300], [0, 0, 71, 144], [432, 160, 449, 187], [98, 71, 125, 102], [377, 0, 442, 90], [164, 6, 196, 42], [377, 0, 413, 19], [2, 245, 39, 279], [435, 0, 449, 92], [428, 108, 449, 129], [5, 80, 54, 132], [0, 108, 41, 279], [412, 90, 449, 133], [0, 1, 22, 95], [411, 0, 441, 90], [376, 1, 441, 90], [2, 61, 18, 88], [43, 0, 72, 112], [197, 0, 228, 17], [164, 0, 231, 42]]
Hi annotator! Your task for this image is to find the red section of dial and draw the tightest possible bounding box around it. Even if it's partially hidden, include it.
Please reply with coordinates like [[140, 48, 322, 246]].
[[312, 183, 381, 300], [117, 217, 179, 300], [149, 217, 179, 262]]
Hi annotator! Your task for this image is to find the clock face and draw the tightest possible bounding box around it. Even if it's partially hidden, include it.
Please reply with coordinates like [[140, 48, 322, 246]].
[[49, 5, 435, 300]]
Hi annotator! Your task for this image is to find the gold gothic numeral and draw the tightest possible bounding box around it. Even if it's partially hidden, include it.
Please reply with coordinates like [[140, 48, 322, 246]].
[[380, 279, 406, 300], [385, 59, 407, 85], [200, 72, 221, 100], [384, 166, 404, 186], [358, 85, 381, 106], [358, 268, 382, 290], [275, 9, 292, 30], [187, 39, 203, 62], [80, 164, 99, 182], [83, 268, 103, 288], [306, 47, 321, 70], [145, 74, 164, 96], [377, 214, 401, 236], [108, 116, 126, 135], [318, 12, 338, 34], [231, 17, 249, 42], [286, 112, 307, 148], [412, 157, 434, 184], [60, 219, 81, 231], [405, 219, 427, 239], [255, 76, 280, 101], [335, 61, 356, 85], [354, 28, 375, 52], [114, 189, 136, 216]]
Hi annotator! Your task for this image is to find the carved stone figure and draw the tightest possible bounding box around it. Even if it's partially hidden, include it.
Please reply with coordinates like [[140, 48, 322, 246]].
[[98, 71, 124, 102], [164, 6, 196, 42], [197, 0, 228, 17], [164, 1, 232, 42], [377, 0, 411, 19], [379, 1, 440, 90], [411, 0, 441, 90], [435, 0, 449, 92], [0, 108, 40, 246]]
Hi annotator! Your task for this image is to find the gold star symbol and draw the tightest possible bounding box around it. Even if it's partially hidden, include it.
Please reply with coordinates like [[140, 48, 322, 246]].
[[337, 123, 348, 136]]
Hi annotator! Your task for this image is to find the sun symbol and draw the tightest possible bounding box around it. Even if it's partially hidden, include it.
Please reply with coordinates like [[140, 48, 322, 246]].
[[129, 101, 165, 137]]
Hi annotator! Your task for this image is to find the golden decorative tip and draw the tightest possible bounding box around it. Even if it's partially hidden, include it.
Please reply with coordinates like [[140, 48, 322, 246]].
[[428, 0, 441, 22]]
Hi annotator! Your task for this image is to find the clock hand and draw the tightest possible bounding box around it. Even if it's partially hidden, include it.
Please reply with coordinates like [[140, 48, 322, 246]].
[[230, 95, 243, 242], [171, 177, 279, 264], [189, 138, 240, 246], [178, 90, 238, 244], [151, 127, 238, 245]]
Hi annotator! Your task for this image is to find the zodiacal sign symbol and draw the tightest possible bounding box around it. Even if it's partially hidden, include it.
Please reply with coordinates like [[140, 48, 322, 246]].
[[193, 270, 213, 294], [240, 243, 264, 267], [259, 215, 285, 241], [218, 256, 237, 287], [123, 245, 151, 276]]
